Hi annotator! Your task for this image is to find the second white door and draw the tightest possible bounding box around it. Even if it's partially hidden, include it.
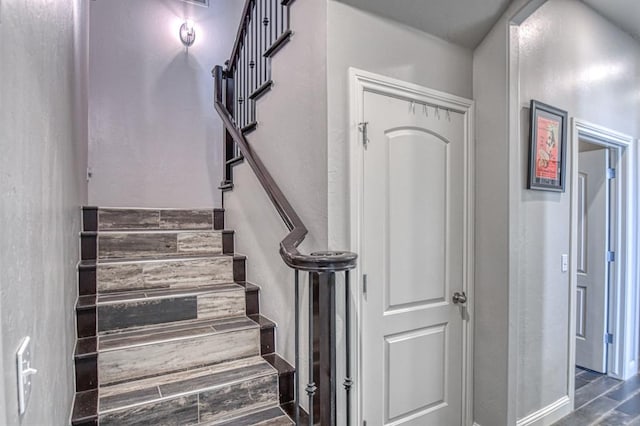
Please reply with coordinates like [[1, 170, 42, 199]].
[[360, 85, 471, 425], [576, 147, 609, 373]]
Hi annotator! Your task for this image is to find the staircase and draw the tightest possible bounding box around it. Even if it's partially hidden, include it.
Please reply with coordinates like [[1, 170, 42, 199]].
[[71, 207, 297, 425]]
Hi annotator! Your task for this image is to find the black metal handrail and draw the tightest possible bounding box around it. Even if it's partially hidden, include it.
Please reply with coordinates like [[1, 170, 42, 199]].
[[213, 3, 356, 424], [213, 66, 357, 273]]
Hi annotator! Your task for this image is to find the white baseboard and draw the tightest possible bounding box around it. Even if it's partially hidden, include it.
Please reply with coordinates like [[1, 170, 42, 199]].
[[516, 396, 571, 426]]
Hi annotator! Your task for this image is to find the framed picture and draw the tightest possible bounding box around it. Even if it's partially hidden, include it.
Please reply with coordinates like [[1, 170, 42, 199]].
[[180, 0, 209, 7], [528, 100, 568, 192]]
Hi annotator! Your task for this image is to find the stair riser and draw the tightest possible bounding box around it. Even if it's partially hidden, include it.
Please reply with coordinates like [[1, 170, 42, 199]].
[[96, 257, 234, 293], [76, 356, 98, 392], [97, 232, 225, 260], [97, 289, 245, 332], [99, 328, 260, 385], [83, 207, 224, 232], [99, 374, 278, 425], [101, 395, 198, 426]]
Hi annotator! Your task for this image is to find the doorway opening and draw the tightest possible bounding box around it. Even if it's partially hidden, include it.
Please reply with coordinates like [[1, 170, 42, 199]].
[[574, 140, 615, 392], [569, 119, 635, 411]]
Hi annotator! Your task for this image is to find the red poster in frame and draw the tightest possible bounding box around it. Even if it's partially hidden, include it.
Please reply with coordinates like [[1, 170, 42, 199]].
[[528, 100, 568, 191]]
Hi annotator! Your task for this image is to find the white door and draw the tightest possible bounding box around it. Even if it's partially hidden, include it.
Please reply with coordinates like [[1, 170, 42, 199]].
[[361, 89, 469, 425], [575, 148, 609, 373]]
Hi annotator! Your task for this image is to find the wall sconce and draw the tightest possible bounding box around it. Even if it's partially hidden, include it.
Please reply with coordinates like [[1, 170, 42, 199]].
[[179, 20, 196, 48]]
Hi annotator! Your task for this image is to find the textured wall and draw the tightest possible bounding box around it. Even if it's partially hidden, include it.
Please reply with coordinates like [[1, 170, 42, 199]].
[[223, 0, 329, 407], [327, 0, 473, 252], [326, 3, 474, 422], [0, 0, 89, 423], [88, 0, 243, 208], [517, 0, 640, 420], [473, 16, 512, 426]]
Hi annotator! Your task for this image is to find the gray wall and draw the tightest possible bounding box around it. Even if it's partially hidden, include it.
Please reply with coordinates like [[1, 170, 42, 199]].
[[475, 0, 640, 423], [88, 0, 243, 208], [326, 2, 474, 423], [327, 0, 473, 252], [0, 0, 89, 423], [516, 0, 640, 420], [223, 0, 329, 386], [473, 13, 512, 426]]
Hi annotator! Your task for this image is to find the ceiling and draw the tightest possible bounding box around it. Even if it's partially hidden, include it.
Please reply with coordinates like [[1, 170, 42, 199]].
[[336, 0, 513, 49], [582, 0, 640, 40], [336, 0, 640, 49]]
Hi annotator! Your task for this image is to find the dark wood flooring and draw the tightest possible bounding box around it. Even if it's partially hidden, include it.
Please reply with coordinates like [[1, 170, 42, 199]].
[[553, 367, 640, 425]]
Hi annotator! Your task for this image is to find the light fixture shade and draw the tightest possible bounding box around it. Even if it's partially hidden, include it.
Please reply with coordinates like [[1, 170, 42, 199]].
[[180, 20, 196, 47]]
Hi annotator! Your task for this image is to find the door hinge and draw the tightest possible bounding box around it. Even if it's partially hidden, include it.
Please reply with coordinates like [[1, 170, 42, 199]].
[[362, 274, 368, 296], [607, 251, 615, 262], [605, 333, 614, 344], [358, 122, 369, 148], [607, 168, 616, 179]]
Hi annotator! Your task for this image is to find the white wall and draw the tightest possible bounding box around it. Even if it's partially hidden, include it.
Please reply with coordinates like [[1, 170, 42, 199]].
[[516, 0, 640, 420], [327, 0, 473, 252], [88, 0, 243, 208], [0, 0, 89, 423]]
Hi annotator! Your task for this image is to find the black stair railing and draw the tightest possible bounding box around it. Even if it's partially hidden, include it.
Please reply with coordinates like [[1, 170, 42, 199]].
[[212, 1, 357, 425], [221, 0, 294, 181]]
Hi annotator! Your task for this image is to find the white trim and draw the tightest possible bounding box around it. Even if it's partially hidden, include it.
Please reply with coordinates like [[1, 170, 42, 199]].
[[570, 119, 635, 381], [516, 396, 571, 426], [349, 68, 475, 426]]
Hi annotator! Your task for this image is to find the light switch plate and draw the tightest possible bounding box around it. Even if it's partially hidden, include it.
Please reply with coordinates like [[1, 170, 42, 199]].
[[561, 254, 568, 272], [16, 337, 37, 416]]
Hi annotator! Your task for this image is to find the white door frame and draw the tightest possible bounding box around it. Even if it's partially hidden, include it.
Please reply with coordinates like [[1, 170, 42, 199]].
[[349, 68, 475, 426], [569, 119, 636, 403]]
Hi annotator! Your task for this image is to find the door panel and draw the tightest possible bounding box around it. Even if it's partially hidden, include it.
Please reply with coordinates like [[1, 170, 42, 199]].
[[575, 148, 609, 373], [386, 325, 447, 421], [387, 129, 448, 310], [361, 90, 467, 426]]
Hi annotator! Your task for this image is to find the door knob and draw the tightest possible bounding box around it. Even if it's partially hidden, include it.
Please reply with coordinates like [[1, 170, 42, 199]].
[[452, 291, 467, 305]]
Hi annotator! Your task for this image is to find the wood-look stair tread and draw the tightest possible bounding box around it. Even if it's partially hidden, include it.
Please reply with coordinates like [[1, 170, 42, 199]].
[[71, 389, 98, 424], [249, 314, 276, 330], [262, 353, 295, 375], [99, 356, 277, 414], [236, 281, 261, 292], [75, 337, 97, 358], [98, 316, 259, 351], [96, 283, 243, 304], [203, 405, 293, 425], [94, 229, 232, 235], [89, 253, 240, 265], [94, 207, 223, 212]]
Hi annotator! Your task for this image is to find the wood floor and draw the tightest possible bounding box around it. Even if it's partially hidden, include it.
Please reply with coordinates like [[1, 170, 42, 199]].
[[553, 367, 640, 425]]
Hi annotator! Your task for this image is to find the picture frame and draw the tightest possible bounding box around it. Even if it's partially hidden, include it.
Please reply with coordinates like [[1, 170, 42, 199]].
[[180, 0, 209, 7], [528, 99, 568, 192]]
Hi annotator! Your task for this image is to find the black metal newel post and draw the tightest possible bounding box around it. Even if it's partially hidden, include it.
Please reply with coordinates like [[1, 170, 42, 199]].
[[306, 272, 316, 426], [344, 270, 352, 426], [294, 270, 300, 425], [318, 272, 337, 425]]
